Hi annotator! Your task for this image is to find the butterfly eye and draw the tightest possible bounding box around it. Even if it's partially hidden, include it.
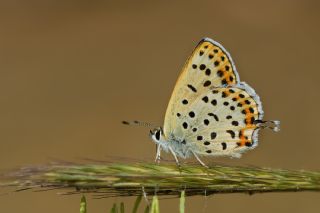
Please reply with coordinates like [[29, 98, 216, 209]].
[[155, 130, 161, 141]]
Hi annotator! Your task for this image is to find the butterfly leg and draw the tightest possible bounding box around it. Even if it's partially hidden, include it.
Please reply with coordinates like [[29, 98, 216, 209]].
[[155, 144, 162, 163], [141, 186, 150, 206], [191, 150, 209, 168], [168, 146, 181, 167]]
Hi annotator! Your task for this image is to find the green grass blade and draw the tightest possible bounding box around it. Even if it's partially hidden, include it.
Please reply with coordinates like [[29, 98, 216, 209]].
[[144, 205, 150, 213], [132, 195, 142, 213], [180, 190, 185, 213], [110, 203, 117, 213], [150, 195, 159, 213], [80, 195, 87, 213], [155, 196, 159, 213], [5, 163, 320, 197], [120, 202, 124, 213]]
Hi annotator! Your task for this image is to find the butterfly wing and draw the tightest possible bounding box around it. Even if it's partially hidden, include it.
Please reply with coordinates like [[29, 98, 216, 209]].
[[183, 83, 263, 157], [163, 38, 240, 139], [163, 38, 263, 157]]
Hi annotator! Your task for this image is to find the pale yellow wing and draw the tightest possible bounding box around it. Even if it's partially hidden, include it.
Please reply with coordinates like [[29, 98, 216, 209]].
[[164, 38, 240, 138], [182, 84, 263, 157], [162, 38, 264, 157]]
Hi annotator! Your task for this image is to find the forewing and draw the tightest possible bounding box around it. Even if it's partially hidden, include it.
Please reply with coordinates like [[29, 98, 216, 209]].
[[163, 38, 240, 139]]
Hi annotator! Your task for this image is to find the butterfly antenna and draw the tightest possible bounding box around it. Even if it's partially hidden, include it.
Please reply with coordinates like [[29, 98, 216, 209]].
[[254, 120, 280, 132], [122, 120, 158, 128]]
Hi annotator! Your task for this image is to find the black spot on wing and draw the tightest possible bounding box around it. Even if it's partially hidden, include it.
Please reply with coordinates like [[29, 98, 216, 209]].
[[217, 70, 223, 77], [210, 132, 217, 140], [197, 136, 203, 141], [202, 96, 209, 103], [245, 117, 255, 125], [200, 64, 206, 70], [221, 79, 227, 85], [222, 92, 227, 98], [221, 142, 227, 150], [203, 80, 211, 87], [208, 113, 219, 121], [211, 99, 217, 106], [245, 142, 253, 147], [187, 84, 197, 93], [226, 115, 232, 119], [188, 111, 195, 118], [182, 122, 188, 129], [226, 130, 235, 139], [232, 121, 239, 126]]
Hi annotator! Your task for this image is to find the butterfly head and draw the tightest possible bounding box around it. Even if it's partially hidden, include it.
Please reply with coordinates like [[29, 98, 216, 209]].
[[149, 127, 164, 143]]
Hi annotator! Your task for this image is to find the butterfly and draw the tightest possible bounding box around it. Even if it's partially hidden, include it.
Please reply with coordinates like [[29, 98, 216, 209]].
[[124, 38, 280, 167]]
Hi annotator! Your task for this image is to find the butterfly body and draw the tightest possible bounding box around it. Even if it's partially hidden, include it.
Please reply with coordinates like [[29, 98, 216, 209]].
[[150, 128, 192, 159]]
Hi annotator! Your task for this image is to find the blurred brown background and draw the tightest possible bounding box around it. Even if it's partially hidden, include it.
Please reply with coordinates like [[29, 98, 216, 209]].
[[0, 0, 319, 212]]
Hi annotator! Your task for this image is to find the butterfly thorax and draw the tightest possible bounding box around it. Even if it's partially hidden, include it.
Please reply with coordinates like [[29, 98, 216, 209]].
[[150, 127, 192, 158]]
